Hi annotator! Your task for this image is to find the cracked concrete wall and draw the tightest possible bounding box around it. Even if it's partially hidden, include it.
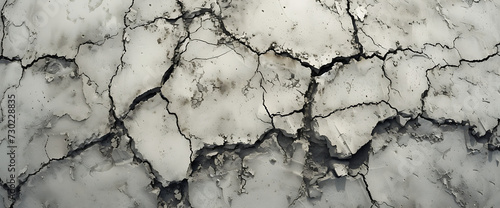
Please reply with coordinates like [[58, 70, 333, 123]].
[[0, 0, 499, 207]]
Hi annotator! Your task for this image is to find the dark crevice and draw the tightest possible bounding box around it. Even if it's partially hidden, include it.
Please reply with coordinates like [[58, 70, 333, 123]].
[[346, 0, 363, 55], [361, 173, 376, 205], [187, 128, 294, 200], [300, 79, 318, 138], [347, 141, 371, 172], [189, 128, 284, 177], [160, 33, 189, 85], [19, 54, 75, 70], [127, 87, 161, 113], [1, 30, 117, 70], [309, 44, 427, 77], [157, 179, 191, 208], [272, 108, 305, 118]]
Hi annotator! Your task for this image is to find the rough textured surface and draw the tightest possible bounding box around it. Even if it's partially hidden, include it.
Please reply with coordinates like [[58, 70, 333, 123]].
[[1, 0, 499, 207]]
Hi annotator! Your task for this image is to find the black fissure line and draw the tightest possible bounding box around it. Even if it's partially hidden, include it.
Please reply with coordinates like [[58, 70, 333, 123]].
[[128, 87, 162, 112]]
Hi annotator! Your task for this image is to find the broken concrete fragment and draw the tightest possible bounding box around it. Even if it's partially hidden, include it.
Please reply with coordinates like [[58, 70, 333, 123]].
[[161, 23, 272, 151], [76, 34, 124, 96], [44, 134, 69, 160], [259, 51, 310, 116], [111, 18, 186, 117], [313, 58, 389, 117], [333, 163, 349, 177], [124, 94, 191, 184], [273, 113, 304, 137], [385, 50, 434, 117], [218, 0, 357, 68], [189, 151, 242, 207], [424, 55, 500, 136], [314, 102, 397, 158]]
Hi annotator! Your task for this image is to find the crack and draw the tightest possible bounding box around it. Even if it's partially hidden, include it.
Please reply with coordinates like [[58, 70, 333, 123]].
[[80, 72, 107, 97], [261, 92, 275, 128], [42, 135, 50, 161], [128, 15, 184, 30], [108, 0, 135, 121], [381, 60, 396, 103], [161, 35, 189, 86], [186, 48, 232, 62], [2, 0, 203, 206], [127, 87, 161, 113], [359, 27, 387, 52], [189, 128, 284, 177], [159, 92, 194, 163], [360, 173, 376, 206], [300, 79, 318, 136], [272, 108, 305, 118], [157, 179, 191, 207], [255, 58, 275, 128], [187, 129, 287, 200], [414, 113, 498, 149], [122, 90, 192, 206], [127, 111, 192, 207], [288, 183, 306, 207], [346, 0, 363, 55], [434, 48, 500, 69], [1, 27, 117, 70], [7, 54, 76, 70], [313, 100, 387, 119], [421, 39, 458, 52], [308, 46, 425, 77], [1, 33, 111, 73]]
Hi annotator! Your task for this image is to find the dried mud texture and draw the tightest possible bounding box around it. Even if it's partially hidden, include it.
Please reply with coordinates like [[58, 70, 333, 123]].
[[1, 0, 499, 207]]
